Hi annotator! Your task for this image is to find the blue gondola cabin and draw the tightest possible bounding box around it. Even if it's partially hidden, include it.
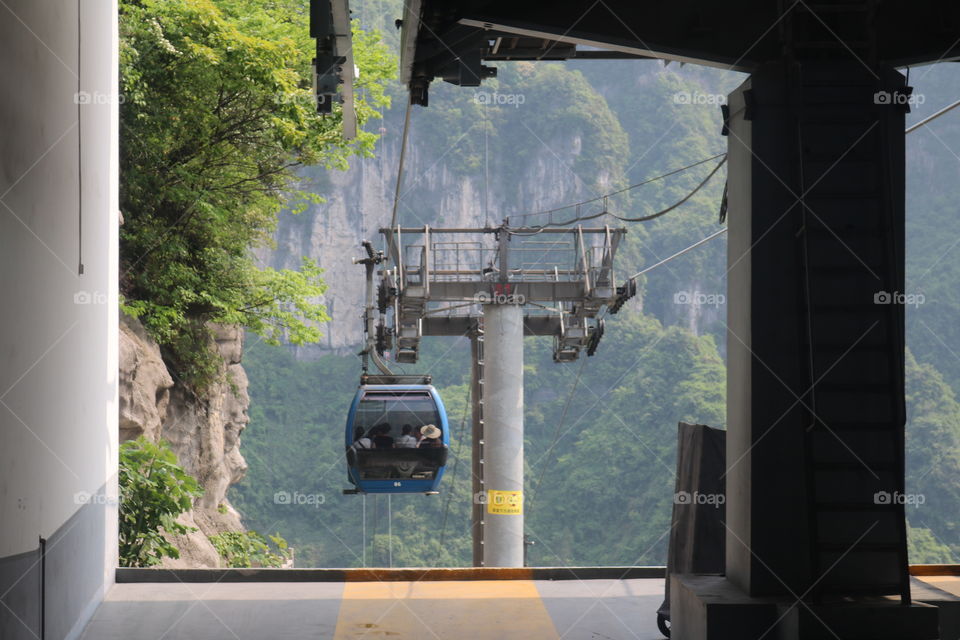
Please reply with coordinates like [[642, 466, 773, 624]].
[[345, 376, 449, 494]]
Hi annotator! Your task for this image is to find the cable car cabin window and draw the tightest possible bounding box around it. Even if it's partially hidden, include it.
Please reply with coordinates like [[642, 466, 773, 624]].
[[351, 391, 447, 480]]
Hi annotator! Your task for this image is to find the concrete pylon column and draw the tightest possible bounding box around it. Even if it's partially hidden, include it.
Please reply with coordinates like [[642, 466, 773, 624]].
[[482, 303, 524, 567]]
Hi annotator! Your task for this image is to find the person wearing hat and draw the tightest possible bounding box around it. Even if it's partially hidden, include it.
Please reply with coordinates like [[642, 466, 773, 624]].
[[418, 424, 443, 448]]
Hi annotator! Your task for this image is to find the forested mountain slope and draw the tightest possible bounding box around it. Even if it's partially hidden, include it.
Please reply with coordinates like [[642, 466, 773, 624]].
[[235, 2, 960, 565]]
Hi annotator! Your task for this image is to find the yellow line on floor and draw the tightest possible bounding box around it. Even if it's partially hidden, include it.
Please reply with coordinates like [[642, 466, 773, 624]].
[[333, 580, 559, 639]]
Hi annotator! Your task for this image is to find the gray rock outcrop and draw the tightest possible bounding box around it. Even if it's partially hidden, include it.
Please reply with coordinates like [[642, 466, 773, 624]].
[[119, 314, 250, 567], [119, 315, 173, 442]]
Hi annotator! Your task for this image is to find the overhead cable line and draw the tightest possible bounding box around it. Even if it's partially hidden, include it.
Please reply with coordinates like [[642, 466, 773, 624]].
[[628, 227, 729, 281], [389, 97, 413, 230], [906, 97, 960, 134], [525, 356, 588, 518], [512, 95, 958, 231], [514, 156, 728, 231], [511, 152, 727, 221], [361, 98, 414, 378], [439, 384, 472, 547]]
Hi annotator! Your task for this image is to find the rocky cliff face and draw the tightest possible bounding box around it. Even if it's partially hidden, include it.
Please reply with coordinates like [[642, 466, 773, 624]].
[[119, 316, 172, 443], [119, 314, 249, 567]]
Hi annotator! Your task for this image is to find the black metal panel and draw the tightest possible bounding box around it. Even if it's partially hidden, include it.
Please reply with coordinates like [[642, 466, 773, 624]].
[[423, 315, 561, 336], [310, 0, 350, 114]]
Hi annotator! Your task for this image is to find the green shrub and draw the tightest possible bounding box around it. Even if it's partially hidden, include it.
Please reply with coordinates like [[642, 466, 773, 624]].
[[209, 531, 291, 568], [119, 437, 203, 567]]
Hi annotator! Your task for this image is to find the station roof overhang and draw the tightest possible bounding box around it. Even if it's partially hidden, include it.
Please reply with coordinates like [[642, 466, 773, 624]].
[[400, 1, 960, 105]]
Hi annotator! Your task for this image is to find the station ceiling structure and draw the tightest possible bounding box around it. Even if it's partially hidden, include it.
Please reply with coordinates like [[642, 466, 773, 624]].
[[399, 1, 960, 105]]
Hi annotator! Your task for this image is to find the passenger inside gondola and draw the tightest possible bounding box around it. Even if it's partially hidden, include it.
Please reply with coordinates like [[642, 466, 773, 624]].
[[372, 423, 394, 448], [352, 426, 371, 450], [418, 424, 443, 448], [396, 424, 418, 448]]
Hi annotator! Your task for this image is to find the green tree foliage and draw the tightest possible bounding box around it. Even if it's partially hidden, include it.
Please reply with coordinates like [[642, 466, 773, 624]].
[[119, 437, 204, 567], [209, 531, 291, 567], [908, 525, 956, 564], [118, 0, 395, 388], [905, 350, 960, 561]]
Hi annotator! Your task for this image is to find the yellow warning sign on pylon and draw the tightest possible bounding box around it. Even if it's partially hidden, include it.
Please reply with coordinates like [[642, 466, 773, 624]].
[[487, 490, 523, 515]]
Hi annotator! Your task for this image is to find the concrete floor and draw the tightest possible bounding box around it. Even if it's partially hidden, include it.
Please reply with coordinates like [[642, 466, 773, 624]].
[[922, 576, 960, 598], [79, 576, 960, 639], [79, 578, 667, 640]]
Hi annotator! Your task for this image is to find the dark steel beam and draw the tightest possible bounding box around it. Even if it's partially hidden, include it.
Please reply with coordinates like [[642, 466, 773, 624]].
[[423, 315, 561, 336]]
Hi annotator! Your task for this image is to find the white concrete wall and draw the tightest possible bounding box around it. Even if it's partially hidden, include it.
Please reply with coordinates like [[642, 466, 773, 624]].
[[0, 0, 118, 637]]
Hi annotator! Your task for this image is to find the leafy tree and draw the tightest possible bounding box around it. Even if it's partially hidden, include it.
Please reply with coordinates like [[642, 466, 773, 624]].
[[905, 349, 960, 561], [908, 525, 956, 564], [119, 437, 204, 567], [118, 0, 395, 389]]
